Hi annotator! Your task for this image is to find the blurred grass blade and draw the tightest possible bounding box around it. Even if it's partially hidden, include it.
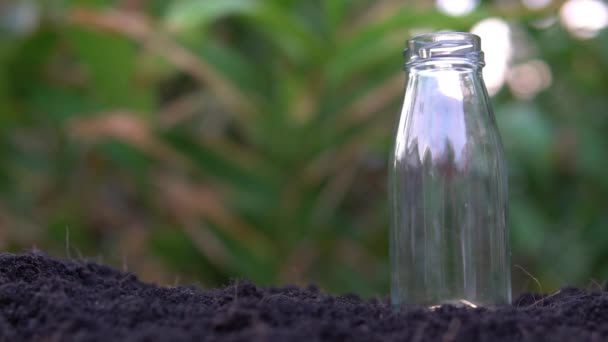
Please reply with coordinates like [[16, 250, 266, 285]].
[[197, 41, 259, 95], [68, 7, 253, 117], [65, 27, 150, 109], [164, 0, 258, 33], [245, 3, 324, 62]]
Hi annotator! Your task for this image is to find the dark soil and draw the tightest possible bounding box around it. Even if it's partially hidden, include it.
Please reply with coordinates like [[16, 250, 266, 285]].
[[1, 252, 607, 341]]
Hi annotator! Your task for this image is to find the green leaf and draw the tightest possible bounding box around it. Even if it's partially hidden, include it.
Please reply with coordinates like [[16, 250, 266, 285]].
[[66, 0, 114, 7], [7, 29, 58, 97], [329, 8, 480, 72], [496, 102, 553, 172], [323, 0, 350, 32], [210, 222, 276, 284], [96, 139, 152, 176], [198, 41, 258, 94], [65, 27, 151, 110], [327, 39, 401, 88], [151, 226, 225, 283], [161, 131, 278, 199], [510, 199, 547, 253], [245, 3, 324, 63], [27, 85, 101, 122], [0, 39, 21, 121], [165, 0, 258, 32]]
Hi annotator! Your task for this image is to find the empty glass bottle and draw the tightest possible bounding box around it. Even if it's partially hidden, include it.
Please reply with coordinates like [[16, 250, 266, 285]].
[[389, 32, 510, 307]]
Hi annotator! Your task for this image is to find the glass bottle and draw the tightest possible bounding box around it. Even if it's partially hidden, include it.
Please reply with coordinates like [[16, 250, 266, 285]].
[[389, 32, 510, 307]]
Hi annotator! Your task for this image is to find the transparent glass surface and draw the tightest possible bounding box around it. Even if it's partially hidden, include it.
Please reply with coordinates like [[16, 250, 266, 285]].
[[390, 33, 510, 308]]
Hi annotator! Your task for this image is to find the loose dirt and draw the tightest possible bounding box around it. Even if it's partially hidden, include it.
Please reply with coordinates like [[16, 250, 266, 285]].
[[0, 252, 606, 341]]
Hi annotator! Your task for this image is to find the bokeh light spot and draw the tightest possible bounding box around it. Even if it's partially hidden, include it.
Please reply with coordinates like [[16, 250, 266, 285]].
[[436, 0, 479, 17], [560, 0, 608, 39], [522, 0, 553, 10], [507, 60, 552, 100], [471, 18, 512, 96]]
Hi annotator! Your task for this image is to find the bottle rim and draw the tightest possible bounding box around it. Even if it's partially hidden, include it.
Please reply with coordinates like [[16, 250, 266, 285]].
[[404, 32, 485, 68]]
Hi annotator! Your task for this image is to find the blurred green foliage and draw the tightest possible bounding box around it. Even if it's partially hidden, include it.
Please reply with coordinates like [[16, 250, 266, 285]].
[[0, 0, 607, 296]]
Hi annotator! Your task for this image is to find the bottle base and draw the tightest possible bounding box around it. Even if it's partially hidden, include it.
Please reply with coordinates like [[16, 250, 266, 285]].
[[428, 299, 479, 310]]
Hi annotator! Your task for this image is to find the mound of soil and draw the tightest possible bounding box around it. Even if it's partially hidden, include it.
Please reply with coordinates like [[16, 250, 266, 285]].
[[0, 252, 607, 341]]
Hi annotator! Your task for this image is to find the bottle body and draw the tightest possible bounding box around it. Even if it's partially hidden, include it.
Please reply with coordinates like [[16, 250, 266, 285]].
[[390, 33, 510, 307]]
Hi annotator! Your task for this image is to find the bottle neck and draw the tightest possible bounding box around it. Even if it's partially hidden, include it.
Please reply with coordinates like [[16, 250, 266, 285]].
[[406, 59, 482, 73], [403, 62, 487, 107], [404, 32, 484, 71]]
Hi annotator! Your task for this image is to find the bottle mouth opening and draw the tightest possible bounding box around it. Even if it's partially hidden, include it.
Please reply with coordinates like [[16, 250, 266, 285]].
[[404, 32, 484, 68]]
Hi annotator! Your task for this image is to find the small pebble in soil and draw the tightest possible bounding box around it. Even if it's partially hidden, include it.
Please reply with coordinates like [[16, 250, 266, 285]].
[[0, 252, 607, 341]]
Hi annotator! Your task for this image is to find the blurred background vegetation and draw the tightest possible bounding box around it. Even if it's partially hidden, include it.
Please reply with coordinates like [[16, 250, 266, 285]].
[[0, 0, 607, 297]]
